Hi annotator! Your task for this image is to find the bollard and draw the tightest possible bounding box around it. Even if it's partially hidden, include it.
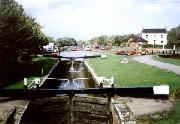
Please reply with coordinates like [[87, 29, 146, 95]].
[[99, 83, 103, 88], [35, 78, 40, 90], [24, 78, 27, 90], [111, 84, 114, 88]]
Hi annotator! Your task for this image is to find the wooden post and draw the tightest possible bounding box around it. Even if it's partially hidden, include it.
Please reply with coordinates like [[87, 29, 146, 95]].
[[107, 84, 114, 124], [41, 67, 44, 75], [68, 91, 74, 124], [173, 50, 175, 55]]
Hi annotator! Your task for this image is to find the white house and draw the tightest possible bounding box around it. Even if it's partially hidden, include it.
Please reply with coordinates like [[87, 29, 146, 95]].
[[141, 28, 167, 45]]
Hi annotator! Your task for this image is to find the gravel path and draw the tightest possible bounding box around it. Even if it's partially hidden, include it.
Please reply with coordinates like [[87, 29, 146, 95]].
[[134, 55, 180, 74]]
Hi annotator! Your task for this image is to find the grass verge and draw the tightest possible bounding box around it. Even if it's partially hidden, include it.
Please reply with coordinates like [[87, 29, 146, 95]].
[[88, 53, 180, 123], [153, 55, 180, 66], [4, 57, 58, 89], [88, 53, 180, 96]]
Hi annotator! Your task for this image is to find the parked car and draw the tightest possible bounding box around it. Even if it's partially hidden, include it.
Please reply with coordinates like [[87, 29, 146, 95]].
[[84, 46, 91, 51]]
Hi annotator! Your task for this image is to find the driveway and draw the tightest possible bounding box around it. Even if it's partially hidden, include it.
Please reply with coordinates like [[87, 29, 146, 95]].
[[134, 55, 180, 74]]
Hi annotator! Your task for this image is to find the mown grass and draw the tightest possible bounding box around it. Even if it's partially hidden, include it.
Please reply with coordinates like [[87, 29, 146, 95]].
[[153, 55, 180, 66], [88, 53, 180, 123], [89, 54, 180, 124], [88, 53, 180, 96], [4, 57, 58, 89]]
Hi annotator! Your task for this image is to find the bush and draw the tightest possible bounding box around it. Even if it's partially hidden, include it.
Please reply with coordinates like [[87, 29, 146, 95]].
[[143, 44, 162, 48]]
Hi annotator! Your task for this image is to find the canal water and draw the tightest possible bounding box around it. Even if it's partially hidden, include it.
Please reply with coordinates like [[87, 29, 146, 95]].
[[40, 60, 95, 90], [40, 51, 100, 91]]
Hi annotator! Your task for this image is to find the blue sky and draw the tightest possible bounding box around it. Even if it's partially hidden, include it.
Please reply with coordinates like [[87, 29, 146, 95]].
[[16, 0, 180, 40]]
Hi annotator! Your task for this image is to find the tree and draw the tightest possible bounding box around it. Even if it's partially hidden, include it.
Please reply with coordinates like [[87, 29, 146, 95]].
[[0, 0, 49, 61], [56, 37, 77, 46], [0, 0, 49, 76], [167, 25, 180, 47]]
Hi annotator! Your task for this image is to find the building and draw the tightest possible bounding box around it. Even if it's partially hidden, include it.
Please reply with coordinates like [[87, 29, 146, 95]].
[[128, 37, 148, 50], [43, 43, 58, 51], [141, 28, 167, 45]]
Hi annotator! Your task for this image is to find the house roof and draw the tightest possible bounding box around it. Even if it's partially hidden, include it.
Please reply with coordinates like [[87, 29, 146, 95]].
[[129, 37, 148, 43], [142, 29, 167, 33]]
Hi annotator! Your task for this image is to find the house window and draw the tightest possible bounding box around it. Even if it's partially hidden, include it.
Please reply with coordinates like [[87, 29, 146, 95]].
[[161, 41, 163, 44], [146, 35, 148, 38], [161, 34, 163, 38]]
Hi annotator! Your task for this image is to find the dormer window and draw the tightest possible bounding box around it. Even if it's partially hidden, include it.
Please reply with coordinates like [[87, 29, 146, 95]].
[[161, 34, 163, 38]]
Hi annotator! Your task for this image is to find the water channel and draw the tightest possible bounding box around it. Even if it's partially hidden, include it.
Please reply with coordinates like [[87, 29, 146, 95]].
[[40, 51, 100, 94]]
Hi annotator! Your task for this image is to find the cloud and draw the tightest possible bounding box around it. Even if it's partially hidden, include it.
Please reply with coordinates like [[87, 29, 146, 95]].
[[16, 0, 180, 40]]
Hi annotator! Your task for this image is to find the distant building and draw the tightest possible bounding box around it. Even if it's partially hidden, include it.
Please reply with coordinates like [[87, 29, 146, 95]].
[[141, 28, 167, 45], [128, 37, 148, 50], [43, 42, 55, 51]]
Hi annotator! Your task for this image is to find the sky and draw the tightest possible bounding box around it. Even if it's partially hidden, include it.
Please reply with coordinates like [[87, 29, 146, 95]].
[[16, 0, 180, 41]]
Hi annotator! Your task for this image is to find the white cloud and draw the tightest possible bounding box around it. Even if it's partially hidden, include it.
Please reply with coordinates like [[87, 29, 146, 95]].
[[16, 0, 180, 40]]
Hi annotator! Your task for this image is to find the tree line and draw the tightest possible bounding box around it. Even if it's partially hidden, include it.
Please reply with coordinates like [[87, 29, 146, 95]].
[[89, 34, 136, 46]]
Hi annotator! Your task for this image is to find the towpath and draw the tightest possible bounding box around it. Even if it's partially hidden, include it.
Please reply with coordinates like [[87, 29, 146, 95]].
[[134, 55, 180, 74]]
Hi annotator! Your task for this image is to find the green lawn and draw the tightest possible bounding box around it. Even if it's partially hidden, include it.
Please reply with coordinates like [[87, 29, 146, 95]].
[[4, 57, 58, 89], [88, 53, 180, 96], [153, 56, 180, 66], [88, 53, 180, 123], [5, 76, 38, 89]]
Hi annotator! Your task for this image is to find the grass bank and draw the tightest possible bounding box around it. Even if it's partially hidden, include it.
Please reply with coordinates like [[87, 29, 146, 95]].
[[88, 53, 180, 96], [88, 53, 180, 123], [153, 55, 180, 66], [4, 57, 58, 89]]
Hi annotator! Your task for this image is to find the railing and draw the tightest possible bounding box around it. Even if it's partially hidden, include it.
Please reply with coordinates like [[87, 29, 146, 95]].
[[150, 49, 180, 55]]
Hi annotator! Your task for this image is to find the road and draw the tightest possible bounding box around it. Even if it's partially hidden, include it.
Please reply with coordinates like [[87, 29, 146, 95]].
[[134, 55, 180, 74]]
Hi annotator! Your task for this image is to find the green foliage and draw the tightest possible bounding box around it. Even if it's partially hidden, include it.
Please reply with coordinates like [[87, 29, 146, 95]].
[[167, 25, 180, 47], [0, 0, 49, 59], [90, 34, 136, 46], [0, 0, 49, 76], [56, 37, 77, 46]]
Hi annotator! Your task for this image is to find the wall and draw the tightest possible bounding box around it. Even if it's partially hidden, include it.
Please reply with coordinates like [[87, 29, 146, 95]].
[[142, 33, 167, 45]]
